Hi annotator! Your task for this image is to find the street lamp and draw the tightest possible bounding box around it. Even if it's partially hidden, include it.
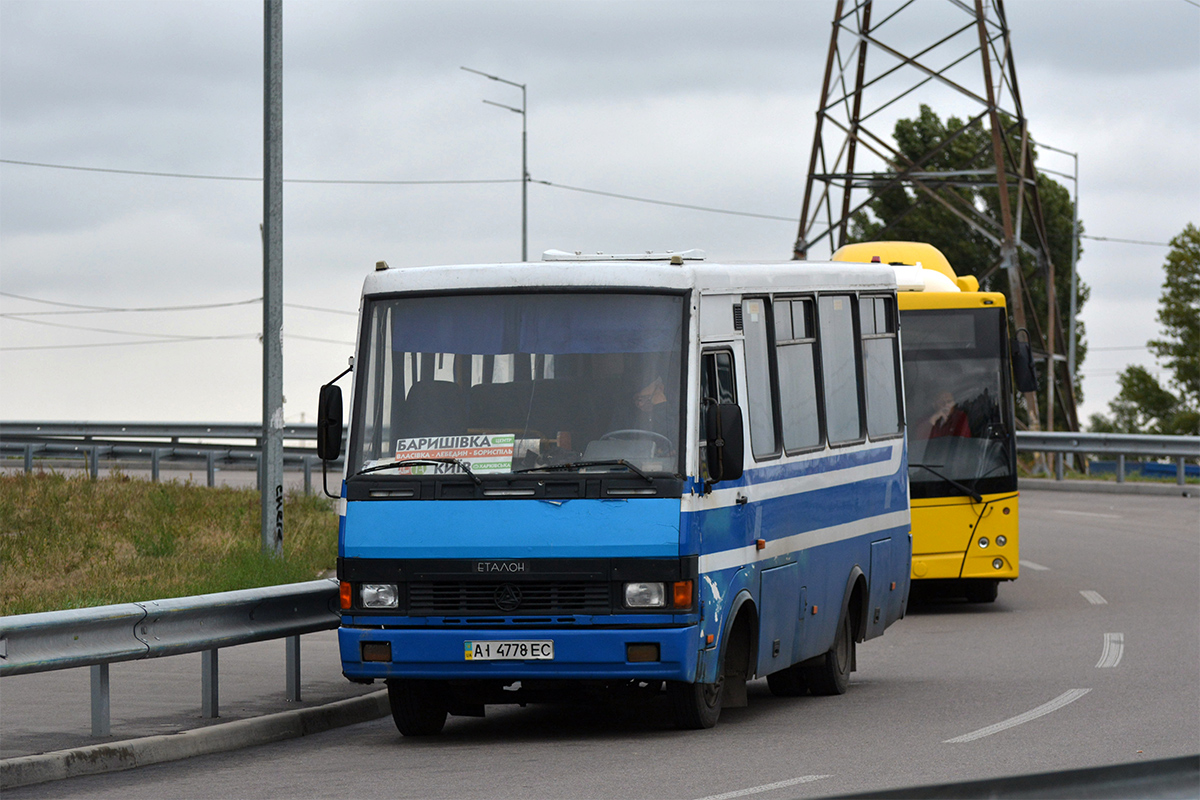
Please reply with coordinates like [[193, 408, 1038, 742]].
[[462, 66, 528, 262]]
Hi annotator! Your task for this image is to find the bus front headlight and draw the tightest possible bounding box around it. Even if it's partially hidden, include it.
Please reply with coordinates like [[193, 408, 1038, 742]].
[[624, 582, 666, 608], [361, 583, 399, 609]]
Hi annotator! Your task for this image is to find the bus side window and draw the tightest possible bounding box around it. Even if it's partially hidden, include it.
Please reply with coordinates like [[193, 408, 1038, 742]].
[[775, 297, 822, 452], [741, 298, 780, 459], [818, 294, 864, 444], [860, 295, 903, 438]]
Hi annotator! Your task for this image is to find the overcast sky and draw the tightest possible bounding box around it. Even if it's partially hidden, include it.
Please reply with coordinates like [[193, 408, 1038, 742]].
[[2, 0, 1197, 427]]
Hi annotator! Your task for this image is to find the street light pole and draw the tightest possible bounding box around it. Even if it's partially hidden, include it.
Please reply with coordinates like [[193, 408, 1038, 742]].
[[462, 66, 527, 262]]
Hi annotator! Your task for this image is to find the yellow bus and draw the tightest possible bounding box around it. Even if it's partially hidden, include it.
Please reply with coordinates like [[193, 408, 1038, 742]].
[[833, 242, 1021, 603]]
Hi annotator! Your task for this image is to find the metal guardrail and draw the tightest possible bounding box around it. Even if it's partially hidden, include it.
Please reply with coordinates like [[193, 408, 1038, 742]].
[[4, 421, 1197, 485], [1015, 430, 1200, 484], [0, 421, 343, 492], [0, 580, 341, 736]]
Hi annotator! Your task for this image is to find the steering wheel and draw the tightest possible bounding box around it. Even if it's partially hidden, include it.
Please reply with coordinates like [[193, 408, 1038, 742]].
[[600, 429, 673, 456]]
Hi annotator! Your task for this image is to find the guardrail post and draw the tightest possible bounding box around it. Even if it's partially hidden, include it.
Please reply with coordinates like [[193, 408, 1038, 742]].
[[201, 649, 219, 718], [151, 448, 161, 483], [1055, 453, 1064, 481], [89, 446, 99, 480], [255, 453, 262, 492], [303, 458, 313, 496], [207, 451, 216, 487], [286, 635, 301, 701], [1117, 454, 1125, 483], [1178, 457, 1186, 486], [24, 444, 32, 473], [90, 663, 110, 737]]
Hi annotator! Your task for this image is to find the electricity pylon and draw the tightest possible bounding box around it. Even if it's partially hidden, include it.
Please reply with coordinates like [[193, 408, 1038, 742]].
[[793, 0, 1077, 432]]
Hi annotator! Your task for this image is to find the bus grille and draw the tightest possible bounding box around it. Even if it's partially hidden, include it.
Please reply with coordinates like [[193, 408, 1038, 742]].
[[407, 581, 610, 615]]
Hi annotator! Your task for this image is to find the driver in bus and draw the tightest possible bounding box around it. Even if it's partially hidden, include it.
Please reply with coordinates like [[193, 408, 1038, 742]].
[[615, 375, 676, 455], [920, 390, 971, 439]]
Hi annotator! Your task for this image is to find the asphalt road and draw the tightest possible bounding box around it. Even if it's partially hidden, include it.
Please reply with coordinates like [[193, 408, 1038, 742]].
[[9, 489, 1198, 799]]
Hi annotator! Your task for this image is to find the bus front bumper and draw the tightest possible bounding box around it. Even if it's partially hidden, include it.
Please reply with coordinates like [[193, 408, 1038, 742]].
[[339, 624, 700, 683]]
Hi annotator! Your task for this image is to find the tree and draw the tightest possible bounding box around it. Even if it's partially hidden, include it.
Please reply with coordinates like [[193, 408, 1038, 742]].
[[849, 105, 1089, 427], [1090, 223, 1200, 436]]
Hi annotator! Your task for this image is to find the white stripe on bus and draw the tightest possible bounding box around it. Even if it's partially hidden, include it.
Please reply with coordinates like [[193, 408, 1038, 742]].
[[698, 509, 910, 574]]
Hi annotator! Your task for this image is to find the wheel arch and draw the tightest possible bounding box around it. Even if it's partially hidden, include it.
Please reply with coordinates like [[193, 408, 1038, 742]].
[[721, 588, 758, 679], [841, 566, 868, 644]]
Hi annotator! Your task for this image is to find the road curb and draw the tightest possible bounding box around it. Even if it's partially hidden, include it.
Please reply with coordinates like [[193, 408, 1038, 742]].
[[1022, 478, 1198, 498], [0, 689, 389, 790]]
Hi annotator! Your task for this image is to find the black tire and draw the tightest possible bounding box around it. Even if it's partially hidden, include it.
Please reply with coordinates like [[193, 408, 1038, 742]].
[[965, 579, 999, 603], [803, 611, 853, 696], [668, 677, 723, 729], [386, 679, 448, 736], [766, 664, 809, 697]]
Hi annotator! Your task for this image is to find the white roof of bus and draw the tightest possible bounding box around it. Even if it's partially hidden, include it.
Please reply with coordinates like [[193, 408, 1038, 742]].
[[361, 258, 898, 297]]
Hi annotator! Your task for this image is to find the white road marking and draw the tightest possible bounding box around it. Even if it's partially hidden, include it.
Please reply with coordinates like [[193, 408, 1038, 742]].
[[1054, 509, 1122, 519], [1097, 633, 1124, 668], [694, 775, 831, 800], [943, 689, 1092, 743], [1020, 560, 1050, 571], [1080, 590, 1108, 605]]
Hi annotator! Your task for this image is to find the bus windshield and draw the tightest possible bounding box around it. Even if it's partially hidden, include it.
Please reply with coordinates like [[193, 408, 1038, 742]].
[[350, 291, 686, 478], [900, 307, 1016, 498]]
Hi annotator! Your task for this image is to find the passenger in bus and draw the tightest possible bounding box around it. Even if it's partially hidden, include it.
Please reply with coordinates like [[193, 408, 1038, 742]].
[[920, 390, 971, 439]]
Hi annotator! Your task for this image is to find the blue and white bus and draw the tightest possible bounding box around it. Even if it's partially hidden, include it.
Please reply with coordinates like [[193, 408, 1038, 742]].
[[316, 250, 912, 733]]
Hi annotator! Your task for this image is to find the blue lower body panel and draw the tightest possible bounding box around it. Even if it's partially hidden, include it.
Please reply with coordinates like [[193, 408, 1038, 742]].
[[340, 625, 700, 682]]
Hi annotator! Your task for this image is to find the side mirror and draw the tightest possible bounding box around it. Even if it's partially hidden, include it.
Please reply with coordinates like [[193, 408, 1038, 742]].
[[704, 402, 744, 486], [1011, 331, 1039, 394], [316, 384, 343, 462]]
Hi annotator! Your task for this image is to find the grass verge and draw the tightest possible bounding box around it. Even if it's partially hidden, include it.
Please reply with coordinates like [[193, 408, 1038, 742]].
[[0, 472, 338, 616]]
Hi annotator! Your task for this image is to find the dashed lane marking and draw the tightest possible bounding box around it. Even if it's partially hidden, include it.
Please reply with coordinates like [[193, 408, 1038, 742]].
[[944, 689, 1092, 743], [694, 775, 831, 800], [1054, 509, 1122, 519], [1080, 590, 1108, 605], [1020, 560, 1050, 571], [1097, 633, 1124, 668]]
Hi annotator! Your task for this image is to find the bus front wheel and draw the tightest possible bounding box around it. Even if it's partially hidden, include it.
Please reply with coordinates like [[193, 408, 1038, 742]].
[[803, 611, 853, 696], [668, 677, 723, 729], [386, 679, 448, 736]]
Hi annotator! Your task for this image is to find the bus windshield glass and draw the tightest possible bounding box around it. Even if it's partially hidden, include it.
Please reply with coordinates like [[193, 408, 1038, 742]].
[[350, 291, 686, 478], [901, 307, 1016, 498]]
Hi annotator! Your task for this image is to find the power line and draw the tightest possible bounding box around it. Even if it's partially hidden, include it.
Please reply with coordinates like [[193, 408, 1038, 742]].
[[0, 292, 263, 315], [4, 156, 1175, 239], [2, 314, 247, 340], [533, 179, 797, 222], [0, 159, 519, 186], [1, 334, 259, 352], [284, 303, 357, 316], [1, 291, 356, 317], [1079, 235, 1170, 247]]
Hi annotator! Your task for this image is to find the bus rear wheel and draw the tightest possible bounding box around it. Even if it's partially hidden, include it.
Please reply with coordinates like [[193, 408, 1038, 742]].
[[803, 611, 853, 696], [386, 679, 448, 736], [668, 676, 723, 729]]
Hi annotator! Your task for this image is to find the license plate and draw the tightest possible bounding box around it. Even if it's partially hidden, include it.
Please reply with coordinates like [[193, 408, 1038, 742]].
[[464, 640, 554, 661]]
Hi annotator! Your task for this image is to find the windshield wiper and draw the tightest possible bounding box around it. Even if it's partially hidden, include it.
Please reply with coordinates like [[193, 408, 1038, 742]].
[[911, 463, 983, 504], [354, 457, 482, 485], [514, 459, 653, 483]]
